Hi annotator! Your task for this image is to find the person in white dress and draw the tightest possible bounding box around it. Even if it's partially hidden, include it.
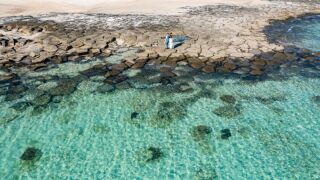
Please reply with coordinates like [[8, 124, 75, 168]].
[[168, 34, 174, 49]]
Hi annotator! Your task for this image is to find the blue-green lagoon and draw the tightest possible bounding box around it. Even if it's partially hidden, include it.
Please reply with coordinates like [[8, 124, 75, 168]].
[[1, 48, 320, 179], [1, 15, 320, 179]]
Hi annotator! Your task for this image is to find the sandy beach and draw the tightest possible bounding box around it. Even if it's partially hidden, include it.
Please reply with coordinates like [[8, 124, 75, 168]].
[[0, 0, 268, 17]]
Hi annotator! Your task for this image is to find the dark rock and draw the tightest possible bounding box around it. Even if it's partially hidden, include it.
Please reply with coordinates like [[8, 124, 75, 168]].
[[131, 112, 139, 119], [220, 95, 236, 104], [80, 64, 108, 77], [48, 79, 77, 96], [96, 84, 115, 93], [221, 128, 232, 139], [191, 125, 212, 141], [213, 105, 240, 118], [20, 147, 42, 161]]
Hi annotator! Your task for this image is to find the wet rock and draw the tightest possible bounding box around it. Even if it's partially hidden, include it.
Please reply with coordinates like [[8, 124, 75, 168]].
[[104, 75, 127, 85], [190, 62, 205, 69], [115, 81, 131, 90], [221, 128, 232, 139], [201, 65, 215, 73], [96, 84, 115, 93], [191, 125, 212, 141], [111, 63, 128, 71], [20, 147, 42, 161], [81, 64, 108, 77], [31, 94, 51, 106], [250, 69, 264, 76], [131, 61, 146, 69], [223, 62, 237, 72], [131, 112, 139, 119], [213, 105, 240, 118], [47, 79, 77, 96], [273, 52, 287, 62], [105, 69, 121, 78], [0, 73, 16, 84], [220, 95, 236, 104], [30, 63, 47, 71]]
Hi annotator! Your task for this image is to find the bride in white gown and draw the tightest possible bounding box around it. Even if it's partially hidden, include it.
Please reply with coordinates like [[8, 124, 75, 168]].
[[168, 34, 174, 49]]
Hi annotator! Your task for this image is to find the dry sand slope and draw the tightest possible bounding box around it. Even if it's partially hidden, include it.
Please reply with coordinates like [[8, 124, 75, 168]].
[[0, 0, 268, 17]]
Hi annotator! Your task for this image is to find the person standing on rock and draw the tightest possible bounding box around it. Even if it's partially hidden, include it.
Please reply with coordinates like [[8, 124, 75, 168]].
[[165, 33, 170, 49], [169, 33, 174, 49]]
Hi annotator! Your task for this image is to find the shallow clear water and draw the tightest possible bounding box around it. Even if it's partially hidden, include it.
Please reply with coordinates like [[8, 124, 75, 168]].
[[265, 15, 320, 52], [0, 49, 320, 179]]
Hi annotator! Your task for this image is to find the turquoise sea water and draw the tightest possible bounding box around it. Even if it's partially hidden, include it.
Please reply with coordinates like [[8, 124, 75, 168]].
[[0, 48, 319, 179], [265, 14, 320, 52]]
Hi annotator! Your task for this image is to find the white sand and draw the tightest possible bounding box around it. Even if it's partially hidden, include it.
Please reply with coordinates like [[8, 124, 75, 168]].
[[0, 0, 268, 17]]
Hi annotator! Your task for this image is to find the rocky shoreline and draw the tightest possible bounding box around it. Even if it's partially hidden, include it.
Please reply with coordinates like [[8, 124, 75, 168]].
[[1, 2, 320, 85]]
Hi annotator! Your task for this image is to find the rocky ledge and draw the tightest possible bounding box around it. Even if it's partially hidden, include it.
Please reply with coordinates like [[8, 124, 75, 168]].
[[0, 1, 320, 80]]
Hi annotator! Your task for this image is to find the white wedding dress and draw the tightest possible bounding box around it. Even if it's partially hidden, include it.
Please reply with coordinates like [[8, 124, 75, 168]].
[[168, 38, 174, 49]]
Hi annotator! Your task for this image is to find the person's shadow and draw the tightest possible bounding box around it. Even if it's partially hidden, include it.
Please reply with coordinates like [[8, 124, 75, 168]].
[[172, 35, 189, 48]]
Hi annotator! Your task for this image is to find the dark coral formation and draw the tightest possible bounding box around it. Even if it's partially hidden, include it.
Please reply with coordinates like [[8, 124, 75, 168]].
[[213, 105, 241, 118], [47, 78, 77, 96], [194, 166, 218, 179], [311, 95, 320, 105], [220, 95, 236, 104], [131, 112, 139, 119], [221, 128, 232, 139], [151, 101, 186, 128], [20, 147, 42, 161], [137, 146, 163, 163], [191, 125, 212, 141]]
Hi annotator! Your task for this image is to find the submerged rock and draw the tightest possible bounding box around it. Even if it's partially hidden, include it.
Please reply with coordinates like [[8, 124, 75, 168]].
[[220, 95, 236, 104], [311, 95, 320, 105], [10, 102, 31, 111], [137, 147, 163, 163], [131, 112, 139, 119], [96, 84, 115, 93], [20, 147, 42, 161], [191, 125, 212, 141], [31, 94, 51, 106], [5, 93, 23, 101], [213, 105, 240, 118], [48, 78, 77, 96], [195, 167, 218, 180], [221, 128, 232, 139], [152, 101, 186, 128]]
